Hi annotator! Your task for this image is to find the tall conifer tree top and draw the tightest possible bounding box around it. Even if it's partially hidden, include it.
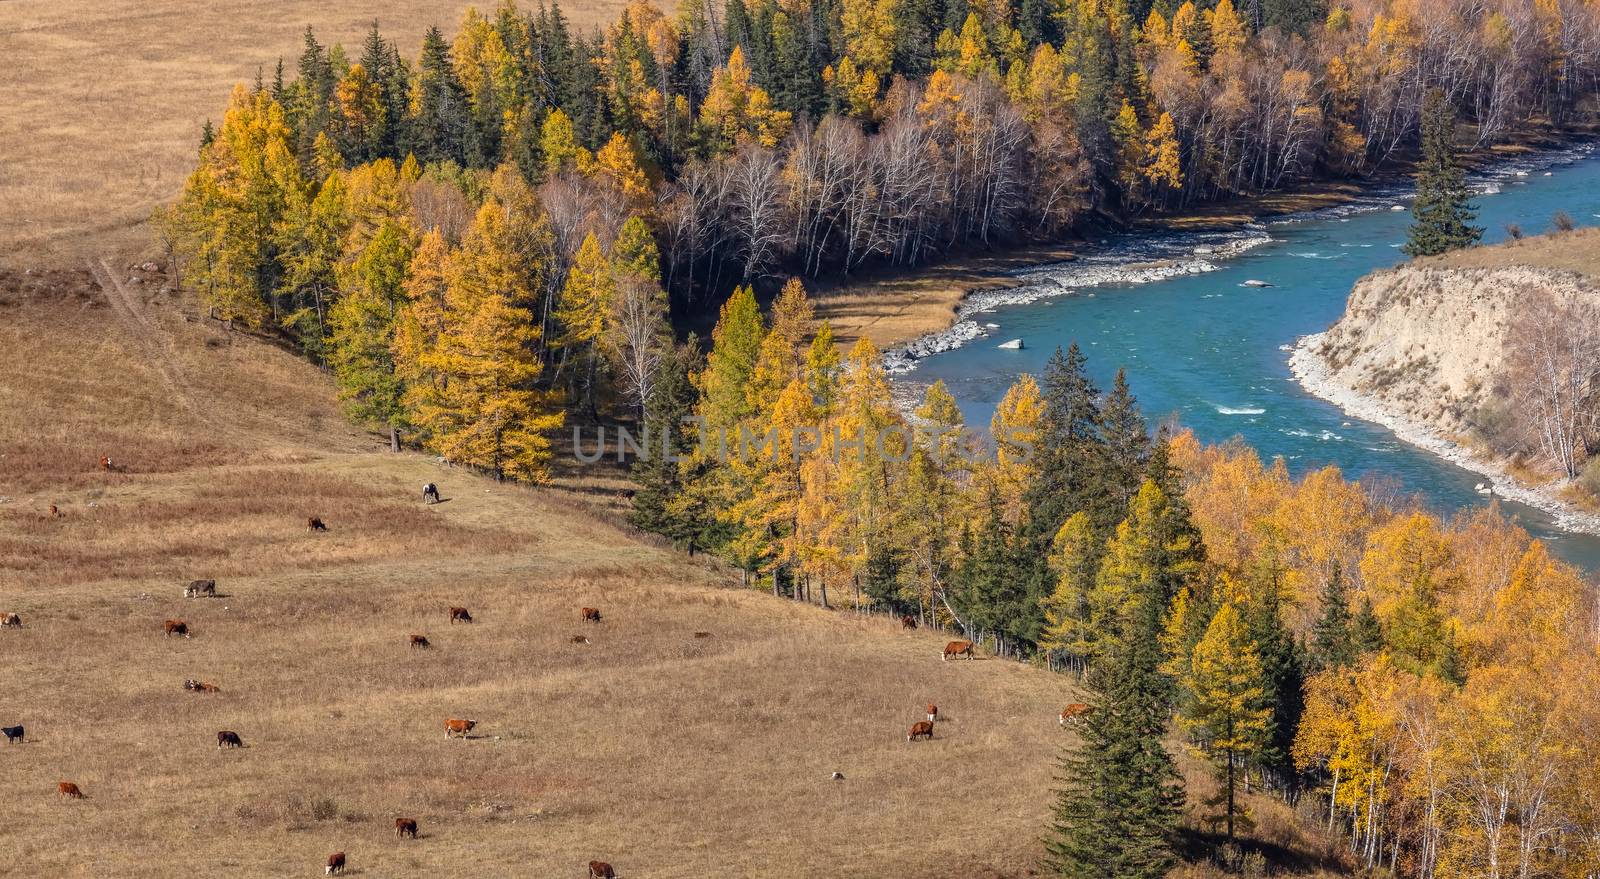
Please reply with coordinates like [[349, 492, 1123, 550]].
[[1403, 88, 1481, 257]]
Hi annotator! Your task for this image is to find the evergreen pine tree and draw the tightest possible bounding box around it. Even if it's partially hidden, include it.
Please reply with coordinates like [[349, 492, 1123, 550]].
[[1242, 572, 1304, 787], [1351, 595, 1384, 655], [725, 0, 755, 55], [1403, 87, 1482, 257], [1046, 566, 1183, 878], [1101, 368, 1151, 507], [411, 27, 471, 164], [893, 0, 941, 75], [1308, 564, 1355, 673], [1263, 0, 1323, 35]]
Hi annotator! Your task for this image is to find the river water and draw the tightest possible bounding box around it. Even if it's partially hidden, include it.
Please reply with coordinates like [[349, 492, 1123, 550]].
[[895, 142, 1600, 570]]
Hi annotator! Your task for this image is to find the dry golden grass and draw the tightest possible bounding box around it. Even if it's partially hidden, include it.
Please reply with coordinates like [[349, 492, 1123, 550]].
[[0, 0, 638, 270], [1428, 226, 1600, 276], [811, 243, 1080, 350], [0, 274, 1083, 877]]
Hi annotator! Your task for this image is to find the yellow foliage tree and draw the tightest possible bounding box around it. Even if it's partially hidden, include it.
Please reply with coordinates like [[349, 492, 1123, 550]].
[[407, 199, 563, 481]]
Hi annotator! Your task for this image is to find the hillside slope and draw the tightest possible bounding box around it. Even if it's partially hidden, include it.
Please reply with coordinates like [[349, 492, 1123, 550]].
[[0, 268, 1078, 878]]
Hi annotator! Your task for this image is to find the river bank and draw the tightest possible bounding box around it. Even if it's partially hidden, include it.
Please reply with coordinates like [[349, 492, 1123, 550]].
[[1289, 332, 1600, 536], [812, 122, 1599, 361]]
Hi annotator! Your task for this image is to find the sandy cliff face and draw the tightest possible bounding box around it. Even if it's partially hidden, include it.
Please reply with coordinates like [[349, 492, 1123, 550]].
[[1308, 264, 1595, 438]]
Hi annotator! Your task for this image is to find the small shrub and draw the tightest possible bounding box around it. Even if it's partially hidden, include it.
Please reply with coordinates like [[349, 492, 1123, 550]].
[[1553, 210, 1576, 233], [1578, 457, 1600, 497], [309, 797, 339, 821], [1505, 223, 1523, 240]]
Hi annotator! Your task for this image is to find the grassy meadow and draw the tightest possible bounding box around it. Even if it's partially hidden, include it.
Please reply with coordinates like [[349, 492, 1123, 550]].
[[0, 268, 1083, 877], [0, 0, 637, 270]]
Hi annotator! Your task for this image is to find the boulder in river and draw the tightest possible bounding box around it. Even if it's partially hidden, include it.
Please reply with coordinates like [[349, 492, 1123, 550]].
[[997, 338, 1024, 350]]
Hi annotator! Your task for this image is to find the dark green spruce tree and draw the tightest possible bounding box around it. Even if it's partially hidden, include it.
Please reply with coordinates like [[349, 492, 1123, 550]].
[[1307, 564, 1355, 673], [1403, 88, 1482, 257], [1351, 595, 1384, 656], [1243, 567, 1305, 787], [1046, 570, 1184, 878], [409, 26, 470, 164]]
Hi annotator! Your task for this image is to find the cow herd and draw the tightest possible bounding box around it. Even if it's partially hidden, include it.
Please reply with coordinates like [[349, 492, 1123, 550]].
[[5, 475, 643, 876], [9, 468, 1090, 875]]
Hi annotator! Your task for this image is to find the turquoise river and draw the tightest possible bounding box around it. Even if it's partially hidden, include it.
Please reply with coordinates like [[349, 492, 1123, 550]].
[[893, 142, 1600, 570]]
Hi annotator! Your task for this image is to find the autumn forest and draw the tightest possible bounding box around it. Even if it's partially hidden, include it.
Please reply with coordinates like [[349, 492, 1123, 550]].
[[155, 0, 1600, 874]]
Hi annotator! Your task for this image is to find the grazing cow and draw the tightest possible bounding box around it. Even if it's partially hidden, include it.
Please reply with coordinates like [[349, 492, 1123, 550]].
[[941, 640, 974, 661], [927, 704, 938, 723], [183, 679, 219, 693], [448, 606, 472, 624], [444, 718, 477, 739], [1059, 703, 1091, 726], [48, 504, 63, 518], [1, 612, 21, 628], [184, 579, 216, 598], [581, 607, 602, 623], [395, 817, 418, 839], [163, 620, 190, 638], [409, 634, 431, 649], [217, 730, 243, 749], [3, 725, 23, 744], [99, 455, 113, 471], [907, 720, 935, 742], [900, 615, 917, 630], [308, 517, 328, 532], [422, 483, 440, 504], [589, 861, 616, 879], [325, 851, 346, 875], [570, 635, 589, 644], [58, 781, 85, 799]]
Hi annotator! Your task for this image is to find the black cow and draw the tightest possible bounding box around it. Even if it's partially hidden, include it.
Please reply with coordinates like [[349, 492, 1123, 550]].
[[422, 483, 440, 504], [217, 730, 243, 749], [2, 725, 22, 744]]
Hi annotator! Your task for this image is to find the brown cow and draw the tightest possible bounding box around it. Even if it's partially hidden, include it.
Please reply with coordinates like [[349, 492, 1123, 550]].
[[48, 504, 63, 519], [581, 607, 602, 623], [589, 861, 616, 879], [183, 679, 220, 693], [1, 612, 21, 628], [395, 817, 418, 839], [325, 851, 346, 875], [941, 640, 974, 661], [448, 606, 473, 624], [1059, 703, 1091, 726], [308, 517, 328, 532], [927, 703, 939, 723], [99, 455, 113, 472], [900, 615, 918, 630], [409, 634, 431, 649], [907, 720, 935, 742], [217, 730, 243, 749], [444, 718, 477, 739], [163, 620, 190, 638], [58, 781, 85, 799]]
